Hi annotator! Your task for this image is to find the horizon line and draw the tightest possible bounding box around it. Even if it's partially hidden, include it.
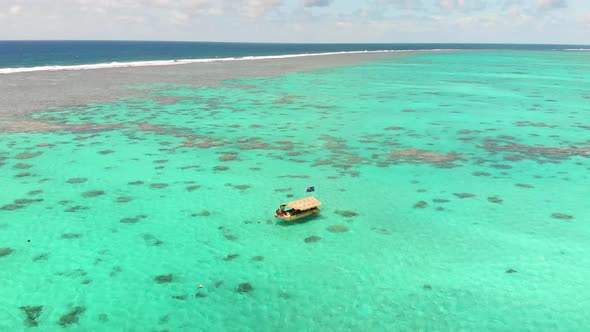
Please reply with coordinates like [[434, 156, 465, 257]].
[[1, 39, 589, 46]]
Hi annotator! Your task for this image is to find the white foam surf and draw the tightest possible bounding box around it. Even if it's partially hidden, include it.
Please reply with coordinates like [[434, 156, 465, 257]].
[[0, 49, 447, 75]]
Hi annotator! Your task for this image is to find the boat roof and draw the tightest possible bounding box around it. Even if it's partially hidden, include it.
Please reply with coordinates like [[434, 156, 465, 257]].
[[283, 196, 322, 210]]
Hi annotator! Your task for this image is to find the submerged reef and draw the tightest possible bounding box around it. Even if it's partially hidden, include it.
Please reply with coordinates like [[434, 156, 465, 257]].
[[58, 306, 85, 327], [81, 190, 105, 198], [19, 305, 43, 327], [335, 210, 358, 217], [386, 148, 462, 168], [236, 282, 254, 293], [223, 254, 239, 261], [481, 139, 590, 162], [551, 213, 573, 220], [304, 235, 321, 243], [154, 274, 173, 283], [0, 247, 14, 257], [327, 225, 349, 233]]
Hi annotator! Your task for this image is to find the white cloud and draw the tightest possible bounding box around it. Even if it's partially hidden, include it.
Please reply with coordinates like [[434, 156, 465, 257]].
[[301, 0, 334, 7], [376, 0, 423, 10], [232, 0, 284, 18], [0, 0, 589, 43], [9, 5, 21, 15], [537, 0, 568, 11]]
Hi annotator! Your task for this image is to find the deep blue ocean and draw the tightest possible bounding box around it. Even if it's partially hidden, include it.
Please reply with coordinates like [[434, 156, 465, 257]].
[[0, 41, 589, 69]]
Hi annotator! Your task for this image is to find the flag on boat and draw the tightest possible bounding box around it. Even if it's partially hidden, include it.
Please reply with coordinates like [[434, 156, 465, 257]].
[[306, 186, 315, 192]]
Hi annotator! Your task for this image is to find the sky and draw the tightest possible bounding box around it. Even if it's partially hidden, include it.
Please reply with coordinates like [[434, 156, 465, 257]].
[[0, 0, 589, 44]]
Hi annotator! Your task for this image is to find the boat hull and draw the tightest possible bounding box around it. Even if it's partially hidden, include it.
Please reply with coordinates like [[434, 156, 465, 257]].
[[275, 208, 320, 222]]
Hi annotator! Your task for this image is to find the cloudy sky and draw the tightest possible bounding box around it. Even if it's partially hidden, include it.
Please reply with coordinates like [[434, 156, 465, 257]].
[[0, 0, 589, 44]]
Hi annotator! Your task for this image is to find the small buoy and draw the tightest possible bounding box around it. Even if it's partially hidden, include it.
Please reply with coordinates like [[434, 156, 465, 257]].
[[199, 284, 204, 288], [147, 179, 151, 182]]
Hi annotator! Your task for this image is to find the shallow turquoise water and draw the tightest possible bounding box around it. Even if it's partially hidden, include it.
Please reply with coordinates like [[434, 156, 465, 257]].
[[1, 51, 590, 331]]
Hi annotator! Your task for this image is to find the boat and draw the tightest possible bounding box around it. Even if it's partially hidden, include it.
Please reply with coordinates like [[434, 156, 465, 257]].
[[274, 196, 321, 222]]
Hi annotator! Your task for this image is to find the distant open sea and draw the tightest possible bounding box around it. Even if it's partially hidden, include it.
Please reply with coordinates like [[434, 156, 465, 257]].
[[1, 40, 589, 71]]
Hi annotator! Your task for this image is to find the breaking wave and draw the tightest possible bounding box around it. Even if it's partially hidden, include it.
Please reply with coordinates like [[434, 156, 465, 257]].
[[0, 49, 448, 74]]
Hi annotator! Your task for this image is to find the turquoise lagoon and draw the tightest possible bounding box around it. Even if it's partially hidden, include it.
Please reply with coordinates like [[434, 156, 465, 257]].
[[1, 51, 590, 331]]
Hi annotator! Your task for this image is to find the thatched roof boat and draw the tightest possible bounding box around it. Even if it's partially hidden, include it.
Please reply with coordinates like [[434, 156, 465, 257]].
[[274, 196, 321, 222]]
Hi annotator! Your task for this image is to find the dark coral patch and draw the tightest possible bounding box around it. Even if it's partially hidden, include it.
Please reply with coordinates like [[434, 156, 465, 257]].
[[389, 148, 461, 167], [191, 210, 210, 217], [82, 190, 105, 198], [109, 266, 122, 277], [149, 183, 169, 189], [142, 233, 163, 246], [233, 184, 250, 190], [506, 269, 518, 273], [65, 206, 89, 213], [61, 233, 82, 239], [304, 235, 321, 243], [20, 305, 43, 327], [214, 166, 229, 171], [32, 253, 49, 261], [154, 274, 173, 283], [251, 256, 265, 261], [0, 247, 14, 257], [15, 198, 43, 205], [223, 254, 239, 261], [1, 204, 23, 211], [453, 193, 475, 199], [97, 150, 114, 155], [67, 178, 88, 184], [335, 210, 358, 217], [120, 215, 147, 224], [128, 180, 144, 185], [14, 163, 32, 169], [504, 154, 523, 161], [219, 154, 237, 161], [491, 164, 512, 169], [515, 183, 534, 189], [15, 152, 43, 159], [236, 282, 254, 293], [487, 196, 503, 204], [472, 171, 491, 177], [413, 201, 428, 209], [481, 139, 590, 162], [116, 196, 132, 203], [58, 306, 85, 327], [551, 213, 573, 220], [186, 185, 201, 192], [432, 198, 450, 203], [327, 225, 349, 233]]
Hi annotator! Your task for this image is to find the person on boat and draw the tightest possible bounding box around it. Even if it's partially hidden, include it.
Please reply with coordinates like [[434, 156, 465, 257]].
[[275, 205, 286, 217]]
